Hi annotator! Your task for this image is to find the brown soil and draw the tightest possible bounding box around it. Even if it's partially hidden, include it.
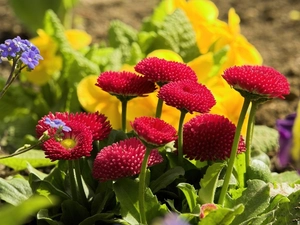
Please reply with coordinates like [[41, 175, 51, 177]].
[[1, 0, 300, 127]]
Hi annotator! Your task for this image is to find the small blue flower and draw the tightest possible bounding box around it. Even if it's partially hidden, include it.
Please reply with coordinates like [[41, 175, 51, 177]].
[[0, 36, 43, 70], [20, 50, 43, 70], [44, 117, 72, 132], [0, 38, 20, 58]]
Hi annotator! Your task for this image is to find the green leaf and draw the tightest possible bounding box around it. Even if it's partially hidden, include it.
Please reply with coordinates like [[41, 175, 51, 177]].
[[272, 171, 300, 184], [251, 125, 279, 153], [37, 209, 62, 225], [113, 178, 162, 224], [150, 9, 200, 62], [272, 189, 300, 224], [113, 178, 140, 224], [149, 166, 185, 194], [44, 10, 99, 84], [233, 153, 246, 188], [198, 163, 226, 204], [108, 20, 138, 62], [0, 195, 58, 225], [29, 173, 70, 200], [0, 150, 56, 171], [177, 183, 198, 212], [91, 182, 115, 215], [60, 199, 90, 225], [8, 0, 61, 33], [0, 177, 32, 205], [199, 204, 244, 225], [231, 180, 270, 224]]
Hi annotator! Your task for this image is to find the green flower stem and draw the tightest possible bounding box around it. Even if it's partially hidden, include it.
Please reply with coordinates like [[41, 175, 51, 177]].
[[245, 101, 259, 169], [68, 160, 78, 201], [121, 100, 128, 132], [0, 60, 25, 100], [138, 147, 151, 225], [177, 110, 187, 165], [218, 98, 250, 206], [155, 98, 164, 119], [74, 159, 89, 207]]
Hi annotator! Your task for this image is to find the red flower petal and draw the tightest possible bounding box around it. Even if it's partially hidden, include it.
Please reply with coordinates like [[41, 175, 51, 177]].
[[92, 137, 163, 182], [158, 80, 216, 113], [183, 114, 245, 161], [41, 121, 93, 161], [96, 71, 156, 97], [131, 117, 177, 146], [36, 112, 112, 141], [134, 57, 198, 85], [222, 65, 290, 100]]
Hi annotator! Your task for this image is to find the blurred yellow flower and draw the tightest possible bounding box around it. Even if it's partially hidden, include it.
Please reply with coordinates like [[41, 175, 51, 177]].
[[23, 29, 92, 85]]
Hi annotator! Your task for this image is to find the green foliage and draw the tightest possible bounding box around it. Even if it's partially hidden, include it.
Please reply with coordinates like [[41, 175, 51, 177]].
[[148, 9, 200, 62], [251, 125, 279, 153], [0, 195, 58, 225], [198, 163, 226, 204], [0, 177, 32, 205], [0, 150, 56, 171], [198, 204, 244, 225]]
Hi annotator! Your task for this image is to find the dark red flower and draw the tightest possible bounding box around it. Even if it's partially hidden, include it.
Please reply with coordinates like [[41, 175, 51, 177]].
[[222, 65, 290, 100], [96, 71, 156, 98], [183, 114, 246, 161], [92, 137, 163, 182], [36, 112, 112, 141], [134, 57, 198, 85], [41, 121, 93, 161], [158, 80, 216, 113], [131, 117, 177, 146]]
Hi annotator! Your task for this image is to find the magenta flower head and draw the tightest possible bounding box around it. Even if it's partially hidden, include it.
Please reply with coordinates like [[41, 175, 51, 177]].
[[134, 57, 197, 86], [183, 114, 246, 161], [131, 117, 177, 147], [36, 112, 112, 141], [92, 137, 163, 182], [96, 71, 156, 101], [40, 121, 93, 161], [222, 65, 290, 101], [158, 80, 216, 113]]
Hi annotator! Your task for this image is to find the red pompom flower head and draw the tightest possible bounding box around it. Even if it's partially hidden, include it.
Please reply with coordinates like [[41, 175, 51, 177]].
[[96, 71, 156, 101], [183, 114, 246, 161], [134, 57, 198, 87], [36, 112, 112, 161], [158, 80, 216, 114], [92, 137, 163, 182], [222, 65, 290, 102], [131, 116, 177, 147]]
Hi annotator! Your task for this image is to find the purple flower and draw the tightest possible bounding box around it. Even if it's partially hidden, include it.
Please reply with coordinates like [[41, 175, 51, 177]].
[[155, 213, 190, 225], [0, 38, 20, 58], [0, 36, 43, 69], [276, 113, 296, 167], [20, 50, 43, 70], [44, 117, 72, 132]]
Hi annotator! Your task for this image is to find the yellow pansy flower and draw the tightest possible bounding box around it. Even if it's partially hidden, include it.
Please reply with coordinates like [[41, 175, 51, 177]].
[[23, 29, 92, 85]]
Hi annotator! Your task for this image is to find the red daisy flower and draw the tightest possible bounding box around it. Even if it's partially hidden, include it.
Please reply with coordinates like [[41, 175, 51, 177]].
[[92, 137, 163, 182], [36, 112, 111, 141], [183, 114, 246, 161], [131, 116, 177, 146], [41, 121, 93, 161], [158, 80, 216, 113], [96, 71, 156, 99], [134, 57, 198, 86], [222, 65, 290, 100]]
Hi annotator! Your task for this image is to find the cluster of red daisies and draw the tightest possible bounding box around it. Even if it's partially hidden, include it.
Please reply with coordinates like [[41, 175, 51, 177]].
[[36, 57, 290, 182]]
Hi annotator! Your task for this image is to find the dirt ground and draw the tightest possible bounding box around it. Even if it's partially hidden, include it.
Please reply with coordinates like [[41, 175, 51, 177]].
[[1, 0, 300, 127]]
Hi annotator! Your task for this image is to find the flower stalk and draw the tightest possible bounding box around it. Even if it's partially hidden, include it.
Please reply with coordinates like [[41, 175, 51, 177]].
[[218, 98, 250, 206]]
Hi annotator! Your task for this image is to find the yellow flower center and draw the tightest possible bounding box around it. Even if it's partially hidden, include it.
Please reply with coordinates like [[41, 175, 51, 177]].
[[61, 139, 76, 150]]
